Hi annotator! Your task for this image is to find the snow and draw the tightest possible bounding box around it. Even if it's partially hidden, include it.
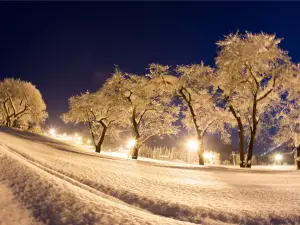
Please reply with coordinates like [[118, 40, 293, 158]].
[[0, 181, 42, 225], [1, 127, 300, 225]]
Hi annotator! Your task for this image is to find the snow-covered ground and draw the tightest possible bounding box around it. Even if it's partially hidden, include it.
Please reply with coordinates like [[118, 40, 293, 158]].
[[0, 127, 300, 225], [0, 181, 42, 225]]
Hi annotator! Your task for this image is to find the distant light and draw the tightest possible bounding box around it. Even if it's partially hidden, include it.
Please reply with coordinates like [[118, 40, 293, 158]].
[[187, 140, 198, 152], [74, 133, 78, 137], [87, 139, 91, 144], [76, 136, 82, 141], [127, 139, 136, 148], [275, 154, 283, 161], [49, 128, 56, 136], [204, 151, 214, 161]]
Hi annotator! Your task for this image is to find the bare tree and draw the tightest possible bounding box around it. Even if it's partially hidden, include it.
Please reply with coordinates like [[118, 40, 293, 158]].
[[0, 78, 48, 127], [216, 32, 292, 167]]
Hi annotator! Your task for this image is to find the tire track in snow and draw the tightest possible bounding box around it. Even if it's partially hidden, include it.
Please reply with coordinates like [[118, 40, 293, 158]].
[[0, 142, 195, 225], [0, 140, 240, 225], [2, 131, 298, 225], [0, 142, 133, 207]]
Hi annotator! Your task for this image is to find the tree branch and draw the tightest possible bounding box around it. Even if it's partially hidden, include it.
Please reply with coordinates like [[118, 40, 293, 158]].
[[87, 108, 97, 121], [257, 76, 276, 102], [124, 89, 133, 105], [203, 119, 218, 135], [140, 134, 156, 145], [14, 104, 28, 118], [137, 108, 156, 126]]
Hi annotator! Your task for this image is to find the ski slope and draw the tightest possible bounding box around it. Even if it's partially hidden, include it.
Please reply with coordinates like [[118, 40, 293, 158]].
[[0, 127, 300, 225]]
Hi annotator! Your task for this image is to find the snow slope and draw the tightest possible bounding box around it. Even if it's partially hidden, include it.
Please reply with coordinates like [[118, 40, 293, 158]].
[[0, 181, 42, 225], [0, 127, 300, 225]]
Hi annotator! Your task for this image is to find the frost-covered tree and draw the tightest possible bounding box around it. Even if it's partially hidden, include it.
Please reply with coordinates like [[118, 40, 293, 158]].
[[274, 64, 300, 169], [274, 103, 300, 169], [216, 32, 292, 167], [104, 67, 179, 159], [148, 63, 230, 165], [0, 78, 48, 127], [62, 90, 120, 153]]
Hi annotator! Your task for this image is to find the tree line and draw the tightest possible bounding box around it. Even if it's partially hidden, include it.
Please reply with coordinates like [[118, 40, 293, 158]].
[[2, 32, 300, 169], [62, 32, 300, 169]]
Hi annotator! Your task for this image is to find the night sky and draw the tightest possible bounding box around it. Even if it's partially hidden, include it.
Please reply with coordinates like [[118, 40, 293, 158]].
[[1, 2, 300, 132]]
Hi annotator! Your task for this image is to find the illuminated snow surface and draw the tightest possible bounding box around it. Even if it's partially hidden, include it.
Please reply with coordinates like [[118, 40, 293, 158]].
[[0, 128, 300, 225]]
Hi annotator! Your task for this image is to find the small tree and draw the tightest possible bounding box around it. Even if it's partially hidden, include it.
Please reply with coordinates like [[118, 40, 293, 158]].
[[104, 67, 179, 159], [0, 78, 48, 127], [216, 32, 292, 167], [62, 91, 119, 153]]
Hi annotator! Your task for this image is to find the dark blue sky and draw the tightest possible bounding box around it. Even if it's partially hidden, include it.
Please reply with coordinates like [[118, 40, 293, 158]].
[[1, 2, 300, 129]]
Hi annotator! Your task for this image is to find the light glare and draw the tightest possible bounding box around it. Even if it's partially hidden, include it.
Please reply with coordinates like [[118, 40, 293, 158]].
[[127, 139, 136, 148], [49, 128, 56, 135], [204, 152, 214, 161], [187, 140, 198, 152], [275, 154, 282, 161]]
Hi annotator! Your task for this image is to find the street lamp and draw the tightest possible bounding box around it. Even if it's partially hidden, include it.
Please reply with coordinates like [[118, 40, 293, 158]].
[[187, 140, 198, 152]]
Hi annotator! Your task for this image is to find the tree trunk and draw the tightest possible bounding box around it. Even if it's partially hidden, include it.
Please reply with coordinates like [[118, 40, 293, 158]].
[[237, 117, 245, 168], [246, 131, 256, 168], [296, 145, 300, 170], [131, 145, 140, 159], [5, 119, 10, 127], [95, 126, 107, 153], [95, 144, 101, 153], [3, 104, 11, 127], [197, 139, 205, 165], [229, 105, 245, 168], [179, 88, 204, 165], [246, 94, 258, 168], [131, 107, 140, 159]]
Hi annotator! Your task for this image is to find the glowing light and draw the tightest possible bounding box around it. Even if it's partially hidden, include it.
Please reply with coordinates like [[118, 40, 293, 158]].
[[187, 140, 198, 152], [275, 154, 283, 161], [49, 128, 56, 136], [86, 139, 91, 144], [127, 139, 136, 148], [204, 151, 214, 161]]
